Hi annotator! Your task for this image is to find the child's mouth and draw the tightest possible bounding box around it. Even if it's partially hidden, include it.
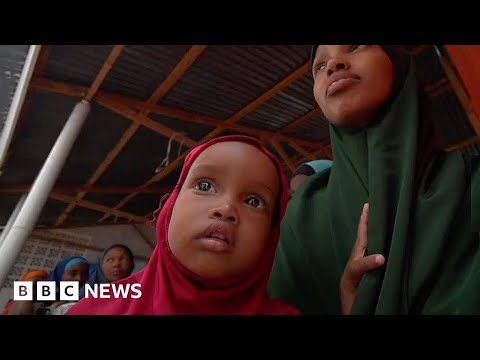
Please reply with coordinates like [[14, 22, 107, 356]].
[[197, 223, 235, 253], [207, 232, 229, 244]]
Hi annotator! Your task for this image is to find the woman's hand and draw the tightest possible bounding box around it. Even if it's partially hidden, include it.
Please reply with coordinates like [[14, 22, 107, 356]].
[[340, 203, 385, 315]]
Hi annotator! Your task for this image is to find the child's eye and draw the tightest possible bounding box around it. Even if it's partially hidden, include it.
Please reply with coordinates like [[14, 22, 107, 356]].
[[245, 196, 265, 209], [195, 181, 215, 193], [350, 45, 366, 52]]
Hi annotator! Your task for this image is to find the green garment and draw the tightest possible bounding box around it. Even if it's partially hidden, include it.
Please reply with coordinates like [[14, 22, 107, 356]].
[[268, 61, 479, 315], [472, 156, 480, 232]]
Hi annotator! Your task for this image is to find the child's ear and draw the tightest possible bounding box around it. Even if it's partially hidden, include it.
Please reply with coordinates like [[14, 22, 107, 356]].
[[148, 193, 171, 228]]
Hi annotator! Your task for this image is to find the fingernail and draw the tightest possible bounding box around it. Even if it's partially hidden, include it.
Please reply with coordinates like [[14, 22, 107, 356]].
[[363, 203, 369, 213], [376, 255, 385, 265]]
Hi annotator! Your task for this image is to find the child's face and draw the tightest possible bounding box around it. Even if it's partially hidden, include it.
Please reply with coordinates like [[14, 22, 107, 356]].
[[312, 45, 394, 128], [61, 263, 89, 286], [168, 141, 280, 280]]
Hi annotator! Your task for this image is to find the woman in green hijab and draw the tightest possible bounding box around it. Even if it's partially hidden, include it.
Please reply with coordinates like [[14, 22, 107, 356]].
[[268, 45, 479, 315]]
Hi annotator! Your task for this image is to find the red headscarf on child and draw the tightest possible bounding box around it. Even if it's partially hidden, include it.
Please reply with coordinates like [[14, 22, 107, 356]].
[[67, 135, 299, 315]]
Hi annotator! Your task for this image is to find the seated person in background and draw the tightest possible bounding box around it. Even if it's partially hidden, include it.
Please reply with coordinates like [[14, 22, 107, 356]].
[[289, 160, 333, 197], [78, 244, 135, 300], [37, 256, 89, 315], [4, 269, 48, 315]]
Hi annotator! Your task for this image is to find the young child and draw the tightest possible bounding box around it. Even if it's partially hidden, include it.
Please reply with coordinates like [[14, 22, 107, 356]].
[[66, 135, 381, 315]]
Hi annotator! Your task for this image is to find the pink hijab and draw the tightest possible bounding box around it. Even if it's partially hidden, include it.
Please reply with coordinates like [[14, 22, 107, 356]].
[[67, 135, 299, 315]]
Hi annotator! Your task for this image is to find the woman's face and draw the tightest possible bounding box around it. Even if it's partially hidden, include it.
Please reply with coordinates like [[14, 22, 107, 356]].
[[312, 45, 394, 128], [102, 247, 133, 282]]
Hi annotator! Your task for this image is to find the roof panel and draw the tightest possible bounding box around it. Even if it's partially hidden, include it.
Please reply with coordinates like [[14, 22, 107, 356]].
[[94, 126, 180, 187], [43, 45, 114, 87], [0, 45, 30, 134], [100, 45, 191, 100], [82, 193, 129, 208], [239, 74, 316, 132], [0, 193, 23, 226], [161, 45, 311, 120], [287, 114, 330, 142], [0, 90, 78, 185], [37, 198, 70, 227], [120, 192, 164, 217], [65, 205, 106, 226], [56, 102, 133, 185], [149, 113, 215, 142]]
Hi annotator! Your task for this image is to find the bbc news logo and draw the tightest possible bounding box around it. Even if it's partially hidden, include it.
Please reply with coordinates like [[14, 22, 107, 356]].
[[14, 281, 142, 301]]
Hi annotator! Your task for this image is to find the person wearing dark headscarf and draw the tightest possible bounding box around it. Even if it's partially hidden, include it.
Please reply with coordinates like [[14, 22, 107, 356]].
[[78, 244, 135, 299], [33, 256, 89, 315], [289, 160, 333, 196], [268, 45, 479, 315]]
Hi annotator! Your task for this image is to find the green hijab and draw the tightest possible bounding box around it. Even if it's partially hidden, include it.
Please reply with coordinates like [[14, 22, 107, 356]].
[[268, 47, 479, 314]]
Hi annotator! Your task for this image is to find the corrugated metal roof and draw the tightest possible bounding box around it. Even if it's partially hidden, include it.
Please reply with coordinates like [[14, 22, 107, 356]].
[[239, 73, 316, 132], [94, 125, 184, 187], [161, 45, 311, 120], [0, 193, 23, 224], [0, 45, 30, 133], [100, 45, 192, 101], [150, 113, 215, 142], [56, 101, 132, 185], [0, 90, 78, 185], [43, 45, 114, 88], [287, 113, 330, 142], [65, 205, 105, 226], [37, 198, 71, 226], [83, 193, 129, 208], [3, 45, 478, 228], [120, 192, 164, 217], [217, 128, 253, 138]]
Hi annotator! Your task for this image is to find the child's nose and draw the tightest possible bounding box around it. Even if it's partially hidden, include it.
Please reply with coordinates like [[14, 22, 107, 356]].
[[210, 203, 238, 224]]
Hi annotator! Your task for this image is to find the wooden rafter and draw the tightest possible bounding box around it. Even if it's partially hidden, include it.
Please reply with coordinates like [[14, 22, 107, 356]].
[[0, 184, 170, 194], [278, 108, 322, 134], [98, 62, 313, 223], [50, 192, 148, 223], [228, 63, 311, 123], [54, 45, 206, 226], [288, 142, 316, 161], [32, 77, 326, 149], [85, 45, 126, 101], [97, 98, 196, 148], [270, 140, 295, 172]]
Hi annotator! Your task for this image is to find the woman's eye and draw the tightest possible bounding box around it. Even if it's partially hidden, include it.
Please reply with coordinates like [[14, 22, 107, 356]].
[[195, 181, 214, 193], [245, 196, 265, 209], [313, 63, 326, 75]]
